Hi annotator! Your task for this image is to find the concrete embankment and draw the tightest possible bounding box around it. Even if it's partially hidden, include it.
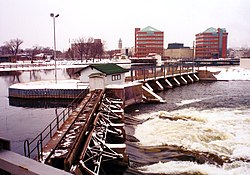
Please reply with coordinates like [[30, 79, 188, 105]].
[[197, 70, 218, 81], [8, 80, 89, 99]]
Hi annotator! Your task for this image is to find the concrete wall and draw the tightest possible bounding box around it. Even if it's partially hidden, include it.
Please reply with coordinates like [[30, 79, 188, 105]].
[[197, 70, 217, 81], [240, 58, 250, 69], [105, 83, 143, 107], [0, 138, 73, 175]]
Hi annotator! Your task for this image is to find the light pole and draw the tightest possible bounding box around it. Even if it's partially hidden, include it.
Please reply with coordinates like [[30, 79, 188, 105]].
[[50, 13, 59, 83]]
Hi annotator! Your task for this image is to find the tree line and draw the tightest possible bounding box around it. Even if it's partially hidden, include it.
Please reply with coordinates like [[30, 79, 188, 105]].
[[1, 37, 109, 62], [66, 37, 104, 62], [1, 38, 23, 56]]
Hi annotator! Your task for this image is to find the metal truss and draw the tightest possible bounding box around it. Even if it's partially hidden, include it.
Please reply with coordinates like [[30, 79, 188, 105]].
[[74, 97, 124, 175]]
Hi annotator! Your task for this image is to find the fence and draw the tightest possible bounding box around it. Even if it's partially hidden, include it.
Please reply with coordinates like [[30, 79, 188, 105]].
[[9, 88, 88, 99], [127, 62, 197, 82]]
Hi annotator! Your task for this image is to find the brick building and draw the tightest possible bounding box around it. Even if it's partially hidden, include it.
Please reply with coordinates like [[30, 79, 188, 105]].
[[195, 27, 228, 59], [134, 26, 164, 57]]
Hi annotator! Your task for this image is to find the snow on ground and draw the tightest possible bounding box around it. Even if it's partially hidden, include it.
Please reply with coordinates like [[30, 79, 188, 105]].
[[201, 66, 250, 81], [9, 79, 89, 89], [0, 61, 88, 71], [0, 59, 130, 72]]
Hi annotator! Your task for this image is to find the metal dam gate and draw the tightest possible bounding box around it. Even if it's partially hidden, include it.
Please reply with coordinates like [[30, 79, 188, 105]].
[[24, 89, 128, 175]]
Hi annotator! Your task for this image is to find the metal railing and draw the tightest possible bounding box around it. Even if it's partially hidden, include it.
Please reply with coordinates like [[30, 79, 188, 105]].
[[24, 89, 89, 159], [0, 61, 74, 71], [127, 62, 198, 82]]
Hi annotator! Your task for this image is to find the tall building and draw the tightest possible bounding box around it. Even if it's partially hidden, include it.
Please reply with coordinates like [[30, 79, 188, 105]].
[[118, 38, 122, 49], [195, 27, 228, 59], [134, 26, 164, 57]]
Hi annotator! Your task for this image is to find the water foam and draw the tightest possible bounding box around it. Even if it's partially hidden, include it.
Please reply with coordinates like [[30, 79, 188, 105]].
[[138, 161, 250, 175], [134, 108, 250, 160], [176, 99, 202, 106]]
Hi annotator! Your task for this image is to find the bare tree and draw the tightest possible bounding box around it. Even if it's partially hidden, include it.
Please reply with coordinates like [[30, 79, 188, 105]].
[[90, 41, 103, 61], [74, 37, 94, 62], [74, 37, 86, 62], [5, 38, 23, 55], [4, 38, 23, 62], [85, 37, 94, 61], [0, 45, 12, 55], [31, 46, 43, 60], [106, 50, 115, 59], [65, 48, 75, 60]]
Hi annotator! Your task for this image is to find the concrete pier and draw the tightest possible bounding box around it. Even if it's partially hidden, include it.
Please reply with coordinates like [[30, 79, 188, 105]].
[[8, 80, 89, 99]]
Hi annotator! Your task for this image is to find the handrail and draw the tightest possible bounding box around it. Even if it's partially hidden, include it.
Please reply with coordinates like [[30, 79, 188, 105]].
[[127, 62, 198, 82], [24, 89, 89, 159]]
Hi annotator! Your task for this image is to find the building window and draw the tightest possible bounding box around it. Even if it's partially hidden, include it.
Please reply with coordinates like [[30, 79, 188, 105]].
[[112, 74, 121, 81]]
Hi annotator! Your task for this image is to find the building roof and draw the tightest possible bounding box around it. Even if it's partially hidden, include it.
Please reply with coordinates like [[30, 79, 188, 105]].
[[201, 27, 227, 34], [75, 63, 128, 75], [203, 27, 217, 33], [91, 63, 128, 75], [140, 26, 161, 32]]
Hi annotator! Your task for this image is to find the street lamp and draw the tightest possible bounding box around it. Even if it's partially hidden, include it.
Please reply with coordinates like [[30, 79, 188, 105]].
[[50, 13, 59, 83]]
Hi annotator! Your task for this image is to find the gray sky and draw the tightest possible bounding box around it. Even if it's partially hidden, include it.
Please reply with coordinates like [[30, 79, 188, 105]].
[[1, 0, 250, 51]]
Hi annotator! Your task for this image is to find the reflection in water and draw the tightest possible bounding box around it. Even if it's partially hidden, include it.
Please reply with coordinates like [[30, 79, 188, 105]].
[[29, 70, 41, 81], [9, 97, 74, 108], [0, 68, 80, 155], [0, 68, 78, 86], [0, 71, 21, 77], [0, 71, 22, 84]]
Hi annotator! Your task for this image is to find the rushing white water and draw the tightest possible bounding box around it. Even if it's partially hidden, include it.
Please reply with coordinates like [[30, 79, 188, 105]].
[[138, 161, 250, 175], [135, 108, 250, 159], [131, 66, 250, 174], [134, 107, 250, 174]]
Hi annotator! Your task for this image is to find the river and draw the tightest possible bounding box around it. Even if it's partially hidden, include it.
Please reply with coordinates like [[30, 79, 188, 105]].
[[0, 69, 71, 154], [0, 67, 250, 174], [124, 67, 250, 174]]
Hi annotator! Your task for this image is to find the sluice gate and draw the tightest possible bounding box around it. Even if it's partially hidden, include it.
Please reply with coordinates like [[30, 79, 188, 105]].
[[128, 63, 199, 99], [43, 89, 104, 171], [142, 73, 198, 93], [25, 89, 127, 175], [141, 72, 199, 103], [75, 97, 127, 174]]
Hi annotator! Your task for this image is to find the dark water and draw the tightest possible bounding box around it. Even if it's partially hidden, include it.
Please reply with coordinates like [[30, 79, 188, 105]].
[[0, 69, 72, 155]]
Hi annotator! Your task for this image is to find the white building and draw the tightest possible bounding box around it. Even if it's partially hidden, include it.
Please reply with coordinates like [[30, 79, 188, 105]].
[[75, 63, 128, 91]]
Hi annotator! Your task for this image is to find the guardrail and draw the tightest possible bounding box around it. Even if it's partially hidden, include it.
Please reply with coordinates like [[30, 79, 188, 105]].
[[23, 89, 89, 159], [127, 62, 198, 82], [0, 61, 74, 71]]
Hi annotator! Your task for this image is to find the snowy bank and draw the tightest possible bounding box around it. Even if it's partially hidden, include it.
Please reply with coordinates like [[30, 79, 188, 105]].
[[203, 67, 250, 81]]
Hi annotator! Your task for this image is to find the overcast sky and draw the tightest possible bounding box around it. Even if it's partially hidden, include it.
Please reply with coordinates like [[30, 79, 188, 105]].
[[1, 0, 250, 51]]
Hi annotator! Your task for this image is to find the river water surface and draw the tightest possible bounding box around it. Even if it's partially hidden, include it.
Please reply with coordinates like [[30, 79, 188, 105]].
[[0, 69, 71, 154], [1, 67, 250, 174], [125, 69, 250, 174]]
